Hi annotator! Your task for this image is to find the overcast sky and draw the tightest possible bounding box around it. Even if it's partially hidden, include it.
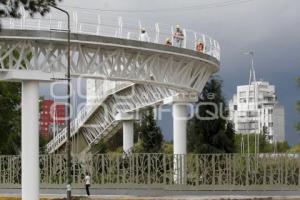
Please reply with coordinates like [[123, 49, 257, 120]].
[[42, 0, 300, 145]]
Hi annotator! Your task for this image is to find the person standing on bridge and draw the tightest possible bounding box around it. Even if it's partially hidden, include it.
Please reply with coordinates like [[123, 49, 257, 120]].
[[196, 39, 204, 53], [140, 28, 149, 42], [173, 25, 184, 47], [165, 38, 172, 46], [84, 172, 91, 196]]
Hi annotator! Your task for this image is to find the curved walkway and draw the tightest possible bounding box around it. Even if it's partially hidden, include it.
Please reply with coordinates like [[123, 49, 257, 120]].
[[0, 29, 218, 93]]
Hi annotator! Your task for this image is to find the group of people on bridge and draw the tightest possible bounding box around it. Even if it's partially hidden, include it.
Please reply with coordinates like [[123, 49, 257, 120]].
[[139, 25, 205, 53]]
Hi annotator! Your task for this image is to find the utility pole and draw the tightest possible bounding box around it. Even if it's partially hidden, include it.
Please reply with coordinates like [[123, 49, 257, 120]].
[[244, 51, 259, 155], [50, 5, 72, 200]]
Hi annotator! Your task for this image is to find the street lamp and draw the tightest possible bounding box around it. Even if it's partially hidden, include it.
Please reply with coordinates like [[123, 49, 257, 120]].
[[50, 5, 72, 200]]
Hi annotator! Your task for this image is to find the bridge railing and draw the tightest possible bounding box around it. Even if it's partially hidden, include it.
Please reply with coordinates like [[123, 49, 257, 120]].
[[1, 8, 220, 61], [0, 153, 299, 190]]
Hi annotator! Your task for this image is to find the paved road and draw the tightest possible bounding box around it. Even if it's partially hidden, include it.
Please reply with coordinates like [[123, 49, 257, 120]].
[[1, 188, 300, 197]]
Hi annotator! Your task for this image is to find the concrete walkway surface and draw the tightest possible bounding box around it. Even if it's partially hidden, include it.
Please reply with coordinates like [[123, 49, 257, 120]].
[[1, 195, 300, 200]]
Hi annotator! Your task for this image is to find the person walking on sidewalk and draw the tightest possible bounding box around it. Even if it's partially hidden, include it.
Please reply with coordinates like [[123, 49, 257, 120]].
[[84, 172, 91, 196]]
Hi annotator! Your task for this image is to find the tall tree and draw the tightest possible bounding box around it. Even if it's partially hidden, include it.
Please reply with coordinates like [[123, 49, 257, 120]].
[[187, 77, 235, 153], [0, 82, 21, 154], [0, 0, 60, 18], [135, 109, 163, 153]]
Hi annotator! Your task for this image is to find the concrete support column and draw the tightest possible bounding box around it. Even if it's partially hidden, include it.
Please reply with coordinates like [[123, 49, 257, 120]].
[[173, 103, 188, 184], [164, 93, 198, 185], [123, 121, 134, 154], [173, 104, 188, 155], [22, 81, 39, 200], [115, 112, 139, 154]]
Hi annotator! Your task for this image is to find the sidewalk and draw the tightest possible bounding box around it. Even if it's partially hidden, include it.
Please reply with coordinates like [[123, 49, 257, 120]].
[[1, 195, 300, 200]]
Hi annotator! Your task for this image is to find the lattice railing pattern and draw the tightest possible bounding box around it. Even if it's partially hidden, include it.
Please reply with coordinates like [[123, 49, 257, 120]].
[[0, 156, 21, 185], [1, 154, 299, 190], [0, 38, 215, 93]]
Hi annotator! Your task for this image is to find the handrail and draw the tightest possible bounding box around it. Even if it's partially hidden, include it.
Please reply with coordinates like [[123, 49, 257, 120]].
[[46, 81, 133, 153], [1, 8, 221, 61]]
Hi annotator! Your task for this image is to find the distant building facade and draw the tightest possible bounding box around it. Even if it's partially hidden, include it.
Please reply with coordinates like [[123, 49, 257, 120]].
[[40, 99, 66, 140], [229, 81, 285, 142]]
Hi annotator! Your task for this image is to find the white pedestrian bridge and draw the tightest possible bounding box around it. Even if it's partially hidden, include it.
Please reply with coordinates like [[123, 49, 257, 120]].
[[0, 8, 220, 200], [0, 10, 220, 153]]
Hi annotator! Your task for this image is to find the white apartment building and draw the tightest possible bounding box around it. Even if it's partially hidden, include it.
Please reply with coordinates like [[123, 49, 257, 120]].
[[229, 81, 285, 142]]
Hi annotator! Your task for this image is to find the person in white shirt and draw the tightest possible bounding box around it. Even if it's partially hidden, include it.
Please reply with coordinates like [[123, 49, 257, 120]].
[[139, 28, 149, 42], [84, 172, 91, 196], [173, 25, 184, 47]]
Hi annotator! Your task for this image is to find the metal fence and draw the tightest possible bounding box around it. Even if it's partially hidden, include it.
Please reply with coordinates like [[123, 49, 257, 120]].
[[0, 153, 299, 190]]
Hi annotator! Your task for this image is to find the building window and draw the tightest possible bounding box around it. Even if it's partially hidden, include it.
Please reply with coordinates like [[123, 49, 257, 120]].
[[234, 105, 237, 110], [240, 98, 246, 103], [240, 91, 246, 98]]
